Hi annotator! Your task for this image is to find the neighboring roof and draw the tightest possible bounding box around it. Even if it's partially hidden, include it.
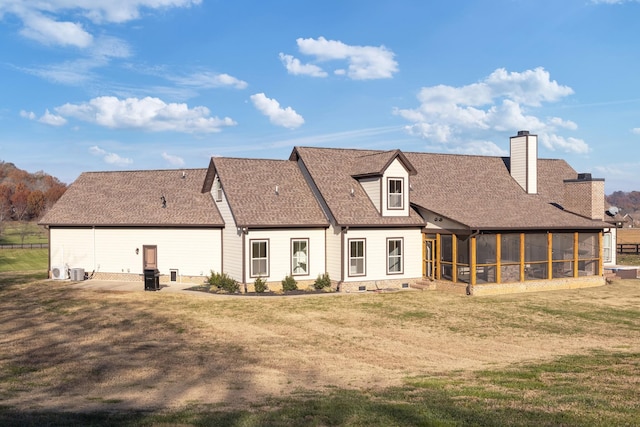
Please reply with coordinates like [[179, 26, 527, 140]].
[[291, 147, 426, 227], [292, 146, 605, 231], [209, 157, 329, 228], [350, 149, 417, 178], [40, 169, 223, 227]]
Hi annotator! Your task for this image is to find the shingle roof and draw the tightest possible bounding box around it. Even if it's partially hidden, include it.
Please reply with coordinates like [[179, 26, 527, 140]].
[[293, 146, 605, 230], [350, 149, 417, 178], [209, 157, 329, 228], [291, 147, 425, 227], [40, 169, 223, 227]]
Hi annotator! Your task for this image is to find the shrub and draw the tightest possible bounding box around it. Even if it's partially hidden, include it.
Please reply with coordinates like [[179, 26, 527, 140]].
[[206, 271, 239, 293], [254, 277, 268, 293], [281, 275, 298, 291], [314, 273, 332, 290]]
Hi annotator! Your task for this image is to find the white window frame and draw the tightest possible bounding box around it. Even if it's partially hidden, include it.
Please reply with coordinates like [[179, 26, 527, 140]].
[[387, 238, 403, 274], [250, 239, 269, 278], [603, 232, 612, 263], [387, 178, 404, 210], [348, 239, 366, 277], [291, 238, 309, 276]]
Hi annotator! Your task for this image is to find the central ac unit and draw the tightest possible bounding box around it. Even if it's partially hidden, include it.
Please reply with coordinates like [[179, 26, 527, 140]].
[[52, 266, 66, 280]]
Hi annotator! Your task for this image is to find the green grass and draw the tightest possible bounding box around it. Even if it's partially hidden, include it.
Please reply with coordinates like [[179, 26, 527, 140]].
[[0, 351, 638, 426], [0, 221, 47, 245], [0, 248, 48, 272], [617, 253, 640, 265]]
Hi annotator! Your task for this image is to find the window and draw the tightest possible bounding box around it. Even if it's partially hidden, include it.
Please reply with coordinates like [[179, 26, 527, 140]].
[[349, 239, 366, 276], [214, 178, 222, 202], [250, 240, 269, 277], [291, 239, 309, 275], [603, 232, 612, 263], [387, 238, 403, 274], [387, 178, 403, 209]]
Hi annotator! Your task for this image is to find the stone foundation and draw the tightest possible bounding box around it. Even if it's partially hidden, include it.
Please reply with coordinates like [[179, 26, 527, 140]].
[[469, 275, 605, 296], [338, 278, 418, 293], [90, 271, 207, 285]]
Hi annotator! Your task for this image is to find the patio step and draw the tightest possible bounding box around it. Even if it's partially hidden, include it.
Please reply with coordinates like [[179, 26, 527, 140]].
[[411, 280, 436, 291]]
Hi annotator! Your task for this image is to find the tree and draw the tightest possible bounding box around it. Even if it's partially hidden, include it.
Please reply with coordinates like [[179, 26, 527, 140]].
[[27, 190, 46, 219], [0, 184, 11, 238], [10, 183, 30, 221]]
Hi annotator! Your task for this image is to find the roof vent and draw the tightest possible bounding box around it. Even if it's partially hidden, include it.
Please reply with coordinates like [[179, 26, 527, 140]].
[[517, 130, 530, 136], [577, 173, 592, 181]]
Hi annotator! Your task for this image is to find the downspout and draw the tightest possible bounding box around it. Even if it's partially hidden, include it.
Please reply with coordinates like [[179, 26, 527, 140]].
[[467, 229, 480, 296]]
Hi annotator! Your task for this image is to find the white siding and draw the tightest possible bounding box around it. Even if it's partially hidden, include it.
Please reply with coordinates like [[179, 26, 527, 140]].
[[213, 182, 243, 281], [360, 177, 381, 212], [342, 228, 422, 282], [382, 159, 410, 217], [244, 228, 326, 283], [50, 227, 221, 277], [326, 225, 343, 281]]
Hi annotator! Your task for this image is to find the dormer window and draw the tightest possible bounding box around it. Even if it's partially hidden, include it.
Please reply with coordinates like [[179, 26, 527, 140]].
[[387, 178, 404, 209]]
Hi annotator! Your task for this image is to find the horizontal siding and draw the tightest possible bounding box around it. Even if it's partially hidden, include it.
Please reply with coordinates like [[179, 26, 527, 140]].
[[50, 227, 221, 277], [342, 228, 422, 282], [244, 228, 326, 283], [214, 185, 242, 280], [326, 225, 342, 281], [360, 177, 380, 212]]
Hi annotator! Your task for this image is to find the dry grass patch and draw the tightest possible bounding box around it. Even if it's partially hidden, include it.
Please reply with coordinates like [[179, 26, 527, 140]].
[[0, 275, 639, 424]]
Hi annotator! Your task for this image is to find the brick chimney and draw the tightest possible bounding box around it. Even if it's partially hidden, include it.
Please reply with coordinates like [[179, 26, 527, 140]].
[[510, 130, 537, 194], [563, 173, 605, 220]]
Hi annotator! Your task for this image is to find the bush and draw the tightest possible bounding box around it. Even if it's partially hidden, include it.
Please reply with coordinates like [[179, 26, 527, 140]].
[[281, 275, 298, 291], [254, 277, 268, 293], [205, 271, 239, 293], [314, 273, 332, 290]]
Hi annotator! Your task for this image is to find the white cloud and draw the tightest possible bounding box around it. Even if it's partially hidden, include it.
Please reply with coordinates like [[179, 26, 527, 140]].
[[0, 0, 201, 47], [250, 93, 304, 129], [283, 37, 398, 80], [20, 110, 36, 120], [394, 67, 588, 154], [55, 96, 236, 133], [161, 152, 185, 166], [38, 109, 67, 126], [632, 128, 640, 135], [170, 71, 248, 90], [279, 53, 328, 77], [89, 145, 133, 166]]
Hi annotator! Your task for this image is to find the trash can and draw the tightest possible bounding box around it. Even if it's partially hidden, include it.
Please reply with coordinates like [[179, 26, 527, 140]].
[[144, 269, 160, 291]]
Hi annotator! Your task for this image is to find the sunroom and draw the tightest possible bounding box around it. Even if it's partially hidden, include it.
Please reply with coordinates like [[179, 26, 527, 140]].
[[425, 230, 603, 286]]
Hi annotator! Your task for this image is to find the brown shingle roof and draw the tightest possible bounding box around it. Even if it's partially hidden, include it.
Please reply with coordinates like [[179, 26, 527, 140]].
[[292, 147, 425, 227], [210, 157, 329, 228], [293, 146, 605, 230], [405, 152, 604, 230], [350, 149, 417, 178], [40, 169, 223, 227]]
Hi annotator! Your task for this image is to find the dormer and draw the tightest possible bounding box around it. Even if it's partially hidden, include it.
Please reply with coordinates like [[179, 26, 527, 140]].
[[351, 150, 417, 217]]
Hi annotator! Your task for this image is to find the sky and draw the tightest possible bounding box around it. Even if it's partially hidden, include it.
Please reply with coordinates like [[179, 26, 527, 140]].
[[0, 0, 639, 193]]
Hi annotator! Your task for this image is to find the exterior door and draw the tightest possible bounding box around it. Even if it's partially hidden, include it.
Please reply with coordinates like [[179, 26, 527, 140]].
[[143, 245, 157, 270], [424, 238, 435, 279]]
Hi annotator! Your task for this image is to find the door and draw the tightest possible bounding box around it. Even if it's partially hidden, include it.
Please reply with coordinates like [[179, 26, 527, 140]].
[[143, 245, 157, 270], [424, 238, 435, 280]]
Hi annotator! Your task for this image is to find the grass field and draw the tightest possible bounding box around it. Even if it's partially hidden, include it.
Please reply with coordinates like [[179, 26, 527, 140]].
[[0, 248, 48, 272], [0, 221, 47, 245], [0, 266, 639, 426]]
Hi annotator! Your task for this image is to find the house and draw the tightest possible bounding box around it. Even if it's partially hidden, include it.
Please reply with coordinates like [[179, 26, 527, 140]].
[[40, 131, 610, 294], [39, 169, 223, 283]]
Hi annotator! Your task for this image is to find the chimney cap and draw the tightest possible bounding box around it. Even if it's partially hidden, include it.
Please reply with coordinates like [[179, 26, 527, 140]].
[[577, 173, 592, 181], [517, 130, 530, 136]]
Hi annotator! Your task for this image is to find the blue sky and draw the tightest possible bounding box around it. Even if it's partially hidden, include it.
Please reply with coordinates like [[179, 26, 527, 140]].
[[0, 0, 639, 193]]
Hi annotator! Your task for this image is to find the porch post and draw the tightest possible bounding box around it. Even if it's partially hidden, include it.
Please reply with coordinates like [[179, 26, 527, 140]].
[[452, 233, 458, 283], [470, 235, 477, 286], [573, 232, 579, 278], [496, 234, 502, 284], [547, 232, 553, 279], [519, 233, 525, 282]]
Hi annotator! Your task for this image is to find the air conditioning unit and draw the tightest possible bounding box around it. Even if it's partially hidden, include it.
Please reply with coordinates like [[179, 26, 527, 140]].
[[51, 266, 66, 280]]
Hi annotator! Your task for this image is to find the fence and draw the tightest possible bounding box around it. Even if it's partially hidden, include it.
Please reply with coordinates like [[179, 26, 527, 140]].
[[617, 244, 640, 255], [0, 243, 49, 249]]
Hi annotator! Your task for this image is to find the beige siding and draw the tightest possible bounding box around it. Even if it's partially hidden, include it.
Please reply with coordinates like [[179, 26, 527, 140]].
[[212, 182, 243, 281], [50, 227, 221, 277], [244, 228, 326, 283], [382, 158, 410, 217], [342, 228, 422, 282], [360, 177, 381, 212], [510, 134, 537, 194], [326, 225, 343, 281]]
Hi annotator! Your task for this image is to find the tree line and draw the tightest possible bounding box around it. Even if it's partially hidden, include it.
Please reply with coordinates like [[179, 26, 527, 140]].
[[0, 160, 67, 230]]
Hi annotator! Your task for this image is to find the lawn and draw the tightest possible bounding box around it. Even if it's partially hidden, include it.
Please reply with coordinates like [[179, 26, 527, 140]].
[[0, 248, 48, 272], [0, 269, 639, 426], [0, 221, 48, 245]]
